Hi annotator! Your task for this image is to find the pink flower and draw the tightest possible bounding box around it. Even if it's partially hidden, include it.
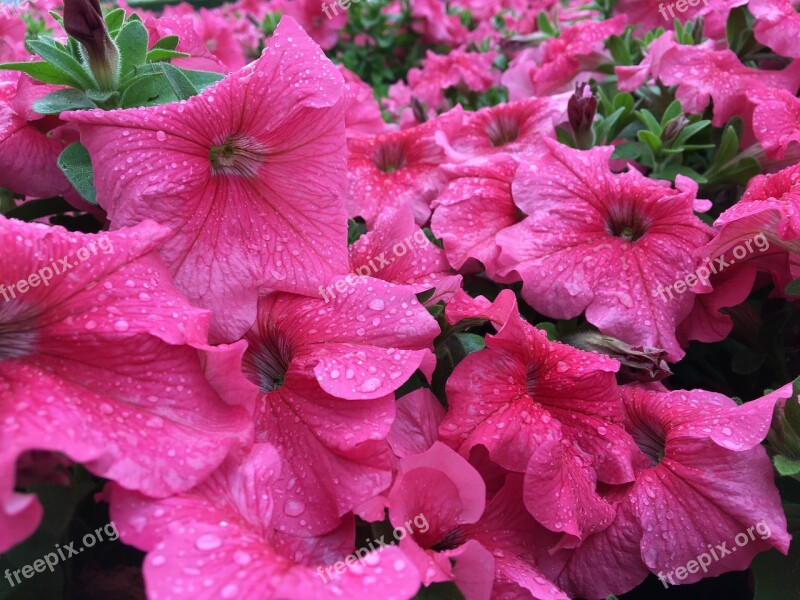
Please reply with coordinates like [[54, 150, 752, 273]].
[[406, 48, 499, 112], [430, 153, 522, 278], [387, 443, 569, 599], [438, 96, 566, 159], [0, 218, 252, 553], [349, 204, 462, 305], [386, 388, 444, 460], [749, 86, 800, 160], [64, 18, 349, 342], [338, 65, 391, 137], [346, 111, 460, 226], [110, 444, 422, 600], [657, 44, 800, 132], [239, 279, 439, 535], [145, 14, 228, 74], [614, 0, 744, 39], [0, 12, 27, 65], [750, 0, 800, 59], [439, 291, 642, 542], [496, 140, 715, 361], [162, 5, 248, 70], [279, 0, 347, 51], [0, 76, 73, 199], [501, 17, 626, 99], [410, 0, 468, 46], [618, 385, 792, 583], [679, 163, 800, 343]]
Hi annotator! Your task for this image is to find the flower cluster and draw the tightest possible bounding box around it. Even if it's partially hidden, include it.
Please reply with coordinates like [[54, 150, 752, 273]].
[[1, 0, 799, 599]]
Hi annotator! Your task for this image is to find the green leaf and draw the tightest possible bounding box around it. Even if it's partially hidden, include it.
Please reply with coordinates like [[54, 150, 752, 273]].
[[85, 89, 119, 104], [177, 67, 224, 92], [773, 454, 800, 478], [637, 129, 662, 152], [606, 34, 631, 65], [537, 322, 559, 340], [4, 197, 75, 221], [674, 119, 711, 146], [713, 124, 740, 166], [117, 20, 150, 79], [27, 39, 95, 89], [57, 143, 97, 205], [652, 164, 708, 183], [612, 142, 643, 160], [635, 109, 662, 135], [120, 72, 173, 107], [104, 8, 126, 34], [660, 99, 682, 128], [536, 11, 555, 36], [786, 278, 800, 297], [158, 63, 197, 99], [33, 89, 97, 114], [152, 35, 180, 51], [146, 48, 190, 62], [0, 61, 82, 86], [612, 91, 634, 114]]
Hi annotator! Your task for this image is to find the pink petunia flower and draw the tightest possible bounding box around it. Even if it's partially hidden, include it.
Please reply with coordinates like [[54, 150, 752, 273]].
[[430, 153, 522, 278], [346, 110, 461, 226], [145, 14, 228, 74], [0, 76, 73, 199], [0, 218, 252, 553], [501, 16, 626, 99], [338, 65, 391, 138], [278, 0, 348, 51], [405, 48, 499, 113], [679, 163, 800, 343], [110, 443, 422, 600], [387, 442, 569, 599], [617, 385, 792, 584], [410, 0, 468, 46], [437, 96, 567, 160], [238, 279, 439, 536], [162, 5, 248, 70], [748, 86, 800, 160], [439, 291, 643, 543], [657, 44, 800, 132], [349, 204, 462, 305], [496, 140, 716, 361], [750, 0, 800, 59], [64, 18, 349, 342]]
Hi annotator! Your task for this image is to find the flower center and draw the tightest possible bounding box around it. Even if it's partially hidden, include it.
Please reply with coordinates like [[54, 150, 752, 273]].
[[242, 323, 292, 393], [605, 203, 650, 242], [430, 527, 467, 552], [631, 419, 666, 466], [373, 141, 406, 173], [209, 135, 267, 178], [0, 318, 37, 362], [486, 114, 520, 147]]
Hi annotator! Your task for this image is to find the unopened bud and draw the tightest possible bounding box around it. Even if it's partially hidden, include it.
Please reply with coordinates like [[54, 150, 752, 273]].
[[64, 0, 119, 91], [567, 82, 597, 149], [564, 330, 672, 383], [663, 115, 688, 144]]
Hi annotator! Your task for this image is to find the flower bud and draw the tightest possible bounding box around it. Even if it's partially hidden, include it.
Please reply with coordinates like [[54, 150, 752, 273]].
[[564, 330, 672, 383], [64, 0, 119, 91], [567, 82, 597, 149]]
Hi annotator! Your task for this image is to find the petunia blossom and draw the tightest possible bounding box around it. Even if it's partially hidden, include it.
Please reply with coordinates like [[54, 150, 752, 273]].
[[64, 17, 349, 342], [238, 278, 439, 536], [110, 443, 422, 600], [0, 218, 252, 553], [496, 140, 716, 361]]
